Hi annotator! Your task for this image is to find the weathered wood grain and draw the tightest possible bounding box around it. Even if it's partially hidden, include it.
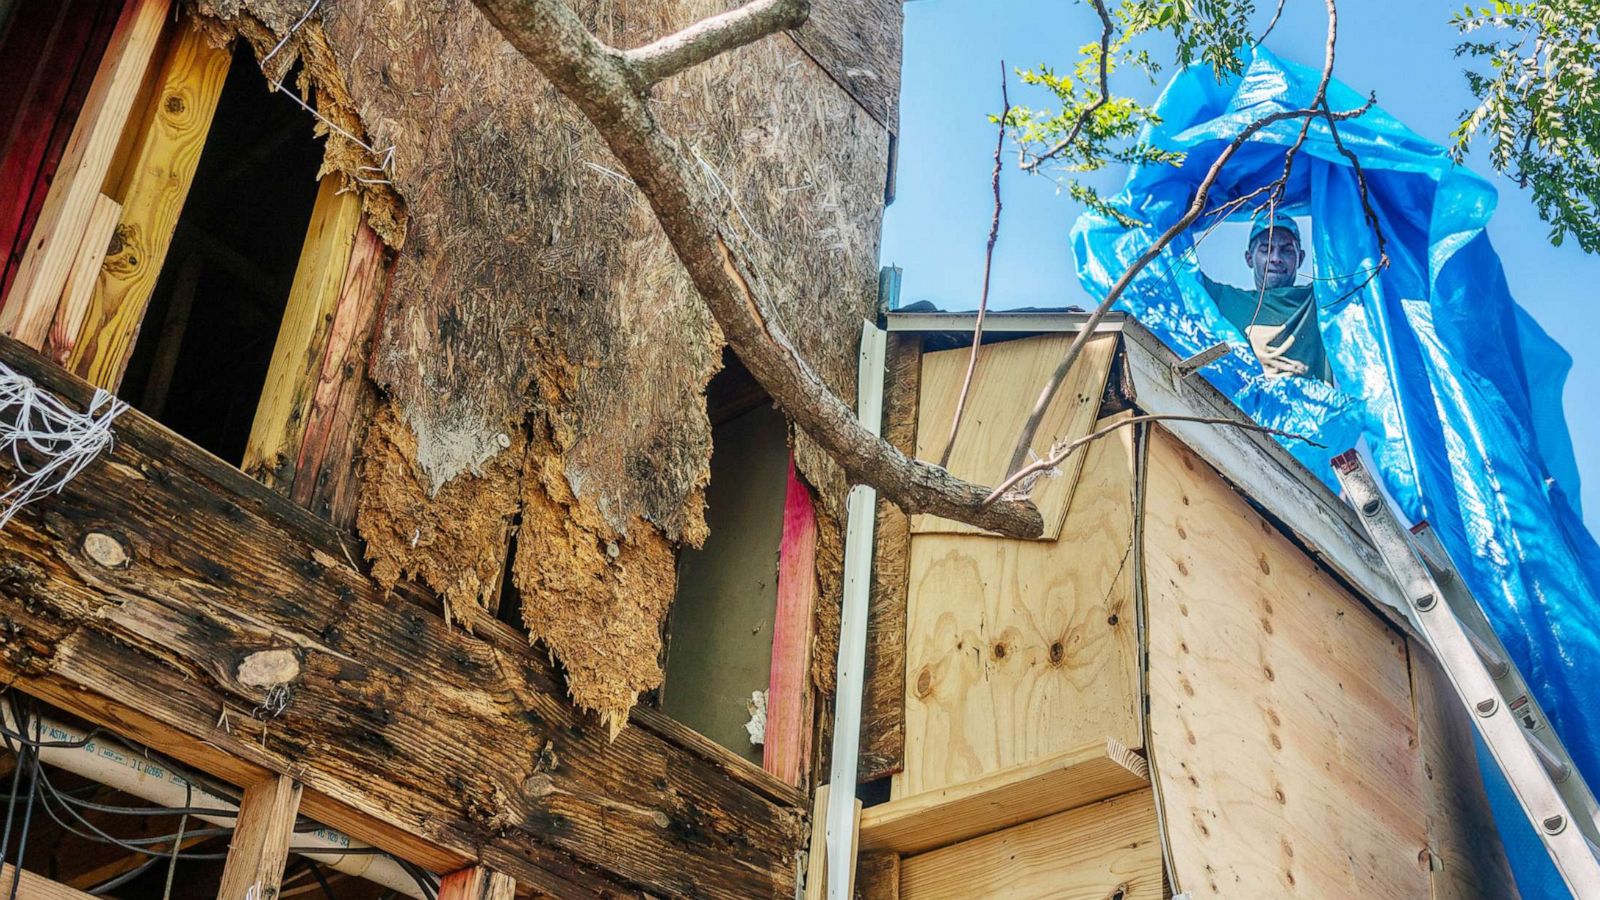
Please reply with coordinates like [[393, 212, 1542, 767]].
[[859, 333, 919, 782], [0, 336, 806, 898], [217, 774, 302, 899], [244, 175, 363, 489], [439, 866, 516, 900], [290, 217, 387, 526]]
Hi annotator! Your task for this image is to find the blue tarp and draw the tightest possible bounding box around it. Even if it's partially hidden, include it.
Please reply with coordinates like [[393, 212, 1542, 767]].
[[1072, 47, 1600, 899]]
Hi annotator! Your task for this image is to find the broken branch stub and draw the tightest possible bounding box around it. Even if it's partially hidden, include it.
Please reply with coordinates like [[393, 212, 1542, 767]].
[[467, 0, 1043, 539]]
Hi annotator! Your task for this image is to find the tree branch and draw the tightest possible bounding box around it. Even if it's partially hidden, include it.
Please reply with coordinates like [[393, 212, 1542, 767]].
[[1003, 0, 1371, 479], [985, 413, 1323, 504], [624, 0, 811, 87], [469, 0, 1045, 537], [1019, 0, 1113, 172], [938, 62, 1010, 469]]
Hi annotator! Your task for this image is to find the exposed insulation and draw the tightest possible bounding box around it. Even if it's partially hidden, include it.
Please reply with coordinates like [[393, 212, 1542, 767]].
[[355, 404, 520, 634], [516, 431, 679, 736], [201, 0, 889, 727]]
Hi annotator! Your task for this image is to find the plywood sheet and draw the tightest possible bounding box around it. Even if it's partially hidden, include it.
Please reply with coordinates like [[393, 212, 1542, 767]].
[[898, 789, 1162, 900], [1143, 429, 1431, 899], [898, 418, 1139, 797], [1409, 640, 1518, 899], [912, 333, 1117, 539]]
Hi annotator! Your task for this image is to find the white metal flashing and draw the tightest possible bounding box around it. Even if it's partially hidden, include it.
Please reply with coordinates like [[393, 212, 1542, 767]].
[[823, 321, 887, 900]]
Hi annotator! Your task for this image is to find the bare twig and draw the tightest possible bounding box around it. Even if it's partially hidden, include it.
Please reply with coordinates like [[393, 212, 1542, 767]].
[[1321, 99, 1390, 264], [1003, 0, 1372, 479], [1000, 95, 1371, 478], [469, 0, 1045, 537], [986, 413, 1322, 504], [1256, 0, 1288, 46], [624, 0, 810, 87], [939, 62, 1010, 468], [1020, 0, 1114, 172]]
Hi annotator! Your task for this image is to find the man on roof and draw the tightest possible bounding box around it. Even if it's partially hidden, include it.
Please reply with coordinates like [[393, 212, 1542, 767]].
[[1199, 214, 1333, 383]]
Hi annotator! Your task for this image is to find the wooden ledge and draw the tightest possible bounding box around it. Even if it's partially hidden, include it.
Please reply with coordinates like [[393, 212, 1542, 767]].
[[859, 737, 1148, 856]]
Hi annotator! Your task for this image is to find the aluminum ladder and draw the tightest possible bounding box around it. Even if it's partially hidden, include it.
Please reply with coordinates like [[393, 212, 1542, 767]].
[[1332, 450, 1600, 897]]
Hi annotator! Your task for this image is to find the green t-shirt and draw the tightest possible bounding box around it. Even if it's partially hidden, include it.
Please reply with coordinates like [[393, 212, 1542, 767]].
[[1199, 273, 1333, 383]]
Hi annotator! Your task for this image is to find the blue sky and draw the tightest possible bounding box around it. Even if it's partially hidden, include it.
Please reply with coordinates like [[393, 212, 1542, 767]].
[[882, 0, 1600, 530]]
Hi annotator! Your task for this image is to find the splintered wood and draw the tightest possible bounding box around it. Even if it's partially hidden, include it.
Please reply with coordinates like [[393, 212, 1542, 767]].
[[1142, 429, 1431, 899], [898, 414, 1140, 797], [912, 333, 1117, 538]]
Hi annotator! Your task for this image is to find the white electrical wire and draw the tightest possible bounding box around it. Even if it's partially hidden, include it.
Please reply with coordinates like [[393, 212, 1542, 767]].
[[0, 361, 127, 529]]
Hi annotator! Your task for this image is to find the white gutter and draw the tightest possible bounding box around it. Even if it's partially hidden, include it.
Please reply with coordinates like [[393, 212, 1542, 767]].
[[0, 706, 424, 898], [824, 320, 887, 899]]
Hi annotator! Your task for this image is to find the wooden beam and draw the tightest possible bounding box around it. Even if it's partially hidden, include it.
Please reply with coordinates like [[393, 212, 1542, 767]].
[[897, 791, 1162, 900], [859, 333, 919, 782], [0, 335, 806, 899], [67, 18, 229, 390], [244, 177, 363, 489], [44, 192, 121, 364], [219, 774, 303, 900], [289, 217, 387, 525], [439, 866, 516, 900], [0, 0, 172, 347], [0, 864, 96, 900], [765, 459, 818, 787], [859, 737, 1148, 857], [856, 852, 900, 900]]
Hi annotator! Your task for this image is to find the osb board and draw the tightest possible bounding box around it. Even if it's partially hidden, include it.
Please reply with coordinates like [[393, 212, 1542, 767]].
[[896, 414, 1140, 798], [912, 333, 1117, 539], [860, 333, 920, 782], [1408, 639, 1518, 898], [790, 0, 902, 132], [1143, 429, 1431, 899], [197, 0, 891, 725], [897, 789, 1162, 900]]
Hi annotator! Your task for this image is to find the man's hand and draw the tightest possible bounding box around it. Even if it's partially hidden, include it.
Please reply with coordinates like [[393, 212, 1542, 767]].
[[1245, 324, 1309, 379]]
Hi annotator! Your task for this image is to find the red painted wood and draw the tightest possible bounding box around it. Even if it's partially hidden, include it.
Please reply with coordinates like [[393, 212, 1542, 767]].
[[764, 457, 820, 787], [0, 0, 122, 307]]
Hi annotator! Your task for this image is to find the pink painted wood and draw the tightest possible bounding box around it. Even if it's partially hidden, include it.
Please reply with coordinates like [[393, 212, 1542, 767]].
[[764, 457, 819, 787]]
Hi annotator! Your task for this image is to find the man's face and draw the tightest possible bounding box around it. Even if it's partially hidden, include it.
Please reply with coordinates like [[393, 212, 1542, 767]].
[[1247, 228, 1304, 290]]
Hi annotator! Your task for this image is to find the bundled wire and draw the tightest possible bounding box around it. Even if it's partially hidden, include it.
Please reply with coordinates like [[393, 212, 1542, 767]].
[[0, 361, 127, 529]]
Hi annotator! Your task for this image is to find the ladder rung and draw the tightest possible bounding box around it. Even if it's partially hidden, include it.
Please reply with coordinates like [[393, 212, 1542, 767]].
[[1464, 626, 1512, 679], [1528, 728, 1574, 784]]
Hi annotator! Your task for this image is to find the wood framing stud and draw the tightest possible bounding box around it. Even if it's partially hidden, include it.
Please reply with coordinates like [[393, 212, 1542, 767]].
[[245, 176, 364, 489], [68, 19, 229, 391], [439, 866, 516, 900], [0, 0, 172, 346], [218, 774, 304, 900], [0, 864, 96, 900], [45, 193, 121, 363], [765, 459, 819, 787]]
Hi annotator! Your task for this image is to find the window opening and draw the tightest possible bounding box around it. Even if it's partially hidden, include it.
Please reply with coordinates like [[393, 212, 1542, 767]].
[[661, 353, 790, 765], [118, 45, 324, 463]]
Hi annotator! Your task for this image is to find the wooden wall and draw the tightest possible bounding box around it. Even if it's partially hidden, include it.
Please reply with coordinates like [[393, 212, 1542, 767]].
[[897, 413, 1139, 797], [1144, 428, 1434, 898]]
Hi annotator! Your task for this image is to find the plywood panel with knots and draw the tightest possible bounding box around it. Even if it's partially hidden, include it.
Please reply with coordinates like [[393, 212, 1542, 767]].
[[912, 332, 1117, 539], [898, 415, 1140, 797], [1143, 428, 1431, 899]]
